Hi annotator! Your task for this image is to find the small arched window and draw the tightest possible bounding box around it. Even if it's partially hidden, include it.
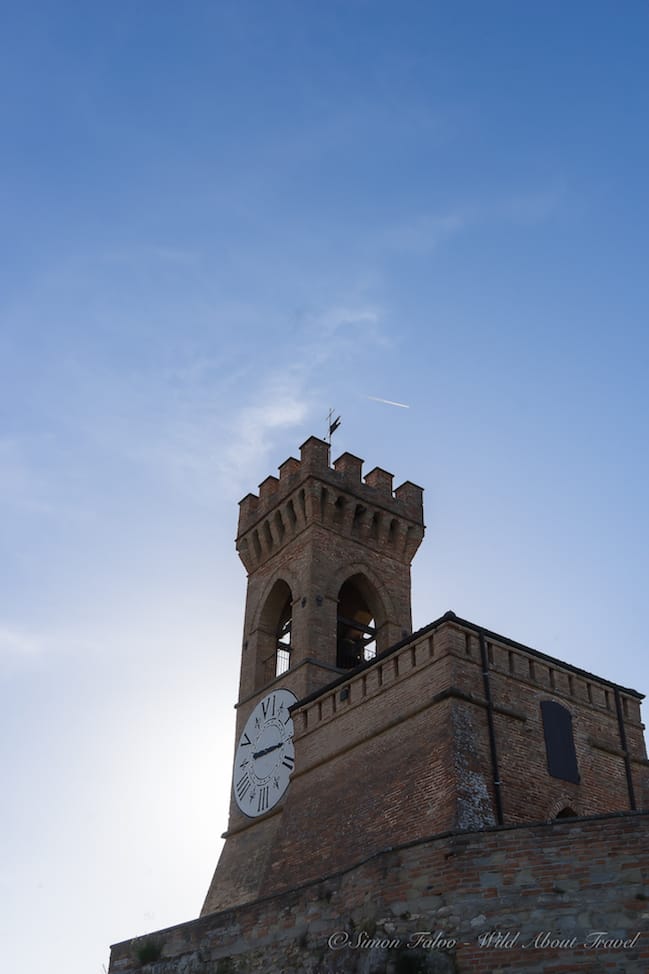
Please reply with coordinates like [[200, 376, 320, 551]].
[[555, 806, 578, 819], [541, 700, 580, 784], [336, 577, 377, 669]]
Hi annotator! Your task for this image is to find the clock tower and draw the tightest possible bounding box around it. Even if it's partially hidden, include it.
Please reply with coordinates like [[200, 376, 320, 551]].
[[201, 435, 424, 913]]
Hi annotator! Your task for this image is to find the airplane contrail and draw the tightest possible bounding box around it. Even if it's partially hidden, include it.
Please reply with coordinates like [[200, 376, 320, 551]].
[[366, 395, 410, 409]]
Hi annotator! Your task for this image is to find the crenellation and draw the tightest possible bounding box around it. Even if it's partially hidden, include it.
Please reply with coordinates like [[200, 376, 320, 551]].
[[236, 444, 424, 565], [238, 492, 260, 534], [394, 480, 424, 519], [299, 435, 330, 472], [278, 456, 300, 480], [258, 475, 279, 501], [333, 451, 363, 483], [364, 465, 394, 495]]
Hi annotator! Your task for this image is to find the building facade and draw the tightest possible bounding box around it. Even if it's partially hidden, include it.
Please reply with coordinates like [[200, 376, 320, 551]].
[[109, 438, 649, 974]]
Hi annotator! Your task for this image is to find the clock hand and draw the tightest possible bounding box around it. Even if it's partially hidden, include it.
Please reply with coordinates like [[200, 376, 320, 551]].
[[252, 741, 284, 760]]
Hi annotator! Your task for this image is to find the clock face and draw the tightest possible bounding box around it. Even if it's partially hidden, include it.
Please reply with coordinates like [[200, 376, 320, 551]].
[[233, 688, 297, 818]]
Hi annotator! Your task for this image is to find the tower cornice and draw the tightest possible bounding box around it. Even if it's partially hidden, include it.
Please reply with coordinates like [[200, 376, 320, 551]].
[[236, 436, 424, 573]]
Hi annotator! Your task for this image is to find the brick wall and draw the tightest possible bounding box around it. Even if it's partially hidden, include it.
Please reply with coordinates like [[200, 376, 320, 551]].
[[203, 617, 648, 913], [109, 811, 649, 974]]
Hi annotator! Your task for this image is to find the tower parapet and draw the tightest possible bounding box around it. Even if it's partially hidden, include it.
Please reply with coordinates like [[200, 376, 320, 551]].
[[237, 436, 424, 573]]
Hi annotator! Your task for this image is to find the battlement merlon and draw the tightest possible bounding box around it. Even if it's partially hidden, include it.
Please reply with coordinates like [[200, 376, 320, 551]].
[[236, 437, 425, 560]]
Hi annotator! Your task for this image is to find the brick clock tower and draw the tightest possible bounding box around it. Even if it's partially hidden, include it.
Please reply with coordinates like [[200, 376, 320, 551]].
[[201, 436, 648, 916], [202, 436, 425, 912], [109, 436, 649, 974]]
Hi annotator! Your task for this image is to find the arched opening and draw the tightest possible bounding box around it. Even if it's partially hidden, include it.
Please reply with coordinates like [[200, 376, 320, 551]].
[[256, 579, 293, 687], [555, 806, 578, 819], [336, 576, 377, 669], [275, 592, 292, 677]]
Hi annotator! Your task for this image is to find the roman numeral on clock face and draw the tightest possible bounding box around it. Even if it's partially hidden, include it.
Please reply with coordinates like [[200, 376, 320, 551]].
[[261, 694, 276, 720], [236, 774, 251, 800], [257, 785, 269, 813], [282, 754, 294, 770]]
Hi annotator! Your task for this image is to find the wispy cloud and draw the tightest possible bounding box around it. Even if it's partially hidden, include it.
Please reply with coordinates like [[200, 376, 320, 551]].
[[378, 211, 470, 255], [208, 303, 386, 492], [0, 437, 56, 516], [218, 370, 310, 490], [0, 623, 46, 660], [495, 188, 563, 225], [1, 277, 387, 512], [118, 300, 387, 498], [376, 185, 563, 258], [300, 304, 386, 357]]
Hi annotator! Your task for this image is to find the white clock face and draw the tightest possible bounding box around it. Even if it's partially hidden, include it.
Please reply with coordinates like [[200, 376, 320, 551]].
[[233, 688, 297, 818]]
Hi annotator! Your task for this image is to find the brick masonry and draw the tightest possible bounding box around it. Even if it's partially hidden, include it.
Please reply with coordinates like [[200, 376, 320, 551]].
[[107, 439, 649, 973], [203, 612, 648, 914], [109, 811, 649, 973]]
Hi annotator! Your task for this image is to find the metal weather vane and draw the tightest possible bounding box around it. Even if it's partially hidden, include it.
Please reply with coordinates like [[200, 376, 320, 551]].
[[326, 408, 341, 445]]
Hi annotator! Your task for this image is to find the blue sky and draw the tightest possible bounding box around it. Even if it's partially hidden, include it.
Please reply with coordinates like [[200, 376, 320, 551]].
[[1, 3, 648, 972]]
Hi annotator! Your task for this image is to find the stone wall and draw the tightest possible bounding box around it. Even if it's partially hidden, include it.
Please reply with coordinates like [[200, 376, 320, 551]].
[[109, 811, 649, 974]]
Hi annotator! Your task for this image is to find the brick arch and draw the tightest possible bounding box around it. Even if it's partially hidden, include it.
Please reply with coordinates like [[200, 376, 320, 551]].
[[327, 561, 397, 656], [547, 795, 583, 820], [327, 562, 395, 625], [250, 567, 300, 633], [248, 572, 299, 690]]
